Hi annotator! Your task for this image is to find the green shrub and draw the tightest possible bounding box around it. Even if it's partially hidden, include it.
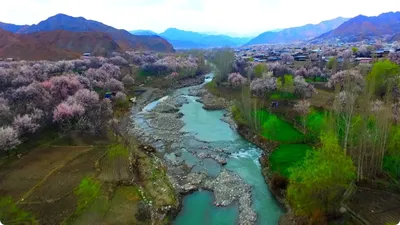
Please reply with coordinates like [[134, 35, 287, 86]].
[[75, 177, 101, 212], [287, 132, 356, 217], [270, 144, 312, 178], [383, 155, 400, 179], [231, 104, 247, 126], [0, 196, 37, 224], [255, 110, 304, 142]]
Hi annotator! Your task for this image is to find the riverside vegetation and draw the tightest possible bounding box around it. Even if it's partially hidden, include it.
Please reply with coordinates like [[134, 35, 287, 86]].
[[0, 51, 210, 224], [208, 48, 400, 225], [0, 46, 399, 225]]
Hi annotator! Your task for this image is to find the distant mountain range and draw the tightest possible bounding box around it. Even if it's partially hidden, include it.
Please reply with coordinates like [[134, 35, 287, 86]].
[[314, 12, 400, 42], [130, 28, 253, 49], [0, 28, 83, 60], [0, 14, 174, 60], [130, 30, 158, 36], [246, 17, 349, 45]]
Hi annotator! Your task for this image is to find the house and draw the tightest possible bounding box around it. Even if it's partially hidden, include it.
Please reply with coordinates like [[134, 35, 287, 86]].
[[267, 56, 280, 62], [254, 58, 267, 62], [356, 57, 372, 64], [311, 49, 322, 53], [373, 50, 385, 58], [294, 55, 307, 61]]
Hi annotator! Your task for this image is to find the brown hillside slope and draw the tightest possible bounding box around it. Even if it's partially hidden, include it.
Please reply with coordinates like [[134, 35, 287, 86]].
[[0, 28, 80, 60], [26, 30, 122, 57]]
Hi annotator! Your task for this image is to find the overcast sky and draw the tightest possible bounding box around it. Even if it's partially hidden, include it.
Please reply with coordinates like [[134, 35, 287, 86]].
[[1, 0, 400, 37]]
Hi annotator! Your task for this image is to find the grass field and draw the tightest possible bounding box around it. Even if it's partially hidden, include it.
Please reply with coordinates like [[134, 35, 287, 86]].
[[255, 110, 304, 143], [269, 144, 312, 178]]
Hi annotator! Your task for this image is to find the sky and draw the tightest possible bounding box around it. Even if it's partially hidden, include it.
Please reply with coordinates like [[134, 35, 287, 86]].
[[1, 0, 400, 37]]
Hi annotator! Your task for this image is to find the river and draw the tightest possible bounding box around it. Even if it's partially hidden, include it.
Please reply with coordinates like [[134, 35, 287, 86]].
[[132, 74, 283, 225]]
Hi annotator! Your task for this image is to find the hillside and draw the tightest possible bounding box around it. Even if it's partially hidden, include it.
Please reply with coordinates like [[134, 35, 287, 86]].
[[388, 33, 400, 42], [315, 12, 400, 42], [0, 28, 81, 60], [159, 28, 252, 49], [0, 22, 29, 33], [0, 14, 174, 52], [246, 17, 348, 45], [26, 30, 122, 57]]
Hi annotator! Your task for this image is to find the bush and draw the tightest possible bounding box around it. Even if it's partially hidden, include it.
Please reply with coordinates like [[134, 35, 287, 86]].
[[0, 196, 37, 224], [287, 132, 356, 217], [75, 177, 101, 212], [254, 110, 304, 142], [270, 144, 311, 178], [231, 104, 248, 126], [383, 154, 400, 179]]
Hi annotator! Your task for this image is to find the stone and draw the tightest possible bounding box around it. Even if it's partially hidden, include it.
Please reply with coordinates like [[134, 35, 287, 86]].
[[152, 102, 179, 113]]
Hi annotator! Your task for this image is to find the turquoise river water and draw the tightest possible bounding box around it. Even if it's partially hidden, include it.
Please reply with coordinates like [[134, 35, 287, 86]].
[[173, 80, 283, 225], [140, 76, 283, 224]]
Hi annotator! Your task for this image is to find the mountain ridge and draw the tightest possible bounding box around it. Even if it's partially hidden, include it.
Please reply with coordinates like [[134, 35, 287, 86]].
[[314, 11, 400, 42], [246, 17, 349, 45], [0, 13, 174, 52], [159, 28, 252, 49]]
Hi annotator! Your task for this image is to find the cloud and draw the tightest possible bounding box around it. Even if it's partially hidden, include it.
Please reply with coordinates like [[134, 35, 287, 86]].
[[1, 0, 400, 36]]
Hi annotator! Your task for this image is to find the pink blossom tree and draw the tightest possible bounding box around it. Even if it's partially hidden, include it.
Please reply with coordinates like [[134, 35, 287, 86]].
[[12, 81, 52, 113], [280, 53, 294, 65], [12, 75, 32, 87], [106, 78, 124, 92], [250, 76, 277, 97], [71, 89, 99, 108], [49, 75, 83, 101], [115, 91, 127, 102], [308, 67, 323, 81], [342, 49, 353, 61], [294, 100, 311, 131], [0, 98, 11, 125], [121, 75, 135, 87], [108, 56, 128, 66], [294, 76, 317, 98], [358, 45, 369, 56], [295, 67, 308, 77], [0, 67, 13, 88], [12, 114, 40, 136], [327, 70, 364, 93], [99, 63, 122, 80], [228, 73, 247, 88], [53, 102, 85, 122], [388, 52, 400, 64], [0, 126, 21, 156], [76, 75, 92, 89]]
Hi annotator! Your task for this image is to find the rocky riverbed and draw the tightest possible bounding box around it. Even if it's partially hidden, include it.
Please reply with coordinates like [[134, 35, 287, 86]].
[[130, 83, 261, 224]]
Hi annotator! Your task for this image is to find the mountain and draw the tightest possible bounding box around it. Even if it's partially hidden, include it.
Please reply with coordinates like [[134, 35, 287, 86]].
[[0, 14, 174, 52], [0, 22, 29, 33], [388, 33, 400, 42], [130, 30, 157, 36], [0, 28, 81, 60], [315, 12, 400, 42], [159, 28, 252, 49], [246, 17, 349, 45], [26, 30, 122, 56]]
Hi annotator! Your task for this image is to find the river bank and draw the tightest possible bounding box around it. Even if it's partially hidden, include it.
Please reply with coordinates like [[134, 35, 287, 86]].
[[130, 75, 283, 225], [195, 84, 296, 224]]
